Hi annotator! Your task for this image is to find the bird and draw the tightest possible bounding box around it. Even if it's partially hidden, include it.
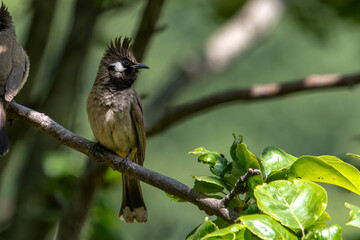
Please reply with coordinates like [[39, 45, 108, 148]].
[[87, 37, 149, 223], [0, 2, 30, 156]]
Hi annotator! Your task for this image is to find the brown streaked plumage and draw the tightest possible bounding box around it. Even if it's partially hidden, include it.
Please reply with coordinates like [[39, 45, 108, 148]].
[[87, 37, 149, 223], [0, 2, 30, 156]]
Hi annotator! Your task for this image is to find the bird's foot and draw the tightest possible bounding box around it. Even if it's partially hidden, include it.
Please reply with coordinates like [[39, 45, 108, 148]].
[[93, 141, 105, 154], [124, 152, 131, 162]]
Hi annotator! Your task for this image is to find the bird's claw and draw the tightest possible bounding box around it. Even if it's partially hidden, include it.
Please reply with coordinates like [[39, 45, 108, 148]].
[[93, 141, 105, 153]]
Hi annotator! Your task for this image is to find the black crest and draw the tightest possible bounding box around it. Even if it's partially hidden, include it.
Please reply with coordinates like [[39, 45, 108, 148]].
[[104, 36, 136, 62], [0, 2, 13, 30]]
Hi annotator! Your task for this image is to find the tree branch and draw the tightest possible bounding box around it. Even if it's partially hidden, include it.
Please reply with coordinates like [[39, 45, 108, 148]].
[[146, 72, 360, 136], [205, 0, 284, 71], [6, 71, 359, 225], [57, 1, 166, 237], [222, 169, 262, 206], [6, 102, 240, 223], [146, 0, 284, 116]]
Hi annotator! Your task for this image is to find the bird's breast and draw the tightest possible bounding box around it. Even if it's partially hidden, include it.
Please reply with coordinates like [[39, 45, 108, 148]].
[[87, 88, 137, 154]]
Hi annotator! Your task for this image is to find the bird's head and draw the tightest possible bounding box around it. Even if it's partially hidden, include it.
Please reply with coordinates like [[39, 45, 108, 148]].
[[0, 3, 15, 34], [99, 37, 149, 90]]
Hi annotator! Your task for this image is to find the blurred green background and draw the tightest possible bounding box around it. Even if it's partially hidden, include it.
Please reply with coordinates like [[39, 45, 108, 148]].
[[0, 0, 360, 239]]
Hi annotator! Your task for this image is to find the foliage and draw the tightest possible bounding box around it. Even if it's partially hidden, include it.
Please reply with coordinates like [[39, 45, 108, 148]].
[[3, 0, 360, 239], [345, 203, 360, 229], [170, 135, 360, 239]]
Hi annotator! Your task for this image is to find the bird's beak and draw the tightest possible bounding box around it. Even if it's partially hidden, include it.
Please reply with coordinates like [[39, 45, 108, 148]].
[[134, 63, 150, 69]]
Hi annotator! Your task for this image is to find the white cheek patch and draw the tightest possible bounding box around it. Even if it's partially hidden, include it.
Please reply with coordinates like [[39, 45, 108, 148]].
[[111, 62, 126, 72], [0, 45, 7, 54]]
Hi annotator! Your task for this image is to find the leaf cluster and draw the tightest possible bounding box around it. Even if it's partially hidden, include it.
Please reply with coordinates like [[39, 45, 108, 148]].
[[172, 135, 360, 239]]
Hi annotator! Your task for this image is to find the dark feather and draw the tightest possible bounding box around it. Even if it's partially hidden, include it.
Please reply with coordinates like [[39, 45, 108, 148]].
[[131, 92, 146, 166], [118, 80, 147, 223], [105, 75, 136, 91], [0, 99, 9, 156], [0, 2, 14, 31], [104, 36, 136, 63], [5, 58, 27, 102], [120, 175, 147, 223]]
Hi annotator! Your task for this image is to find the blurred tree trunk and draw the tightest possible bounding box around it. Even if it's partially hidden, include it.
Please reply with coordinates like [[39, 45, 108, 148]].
[[133, 0, 165, 61], [1, 0, 100, 239], [22, 0, 57, 104], [57, 161, 108, 240]]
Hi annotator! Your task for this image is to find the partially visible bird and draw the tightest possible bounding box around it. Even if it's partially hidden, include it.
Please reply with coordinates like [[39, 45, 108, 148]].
[[0, 2, 30, 156], [87, 37, 149, 223]]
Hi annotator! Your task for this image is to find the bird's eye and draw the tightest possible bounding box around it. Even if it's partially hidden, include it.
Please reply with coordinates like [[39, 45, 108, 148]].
[[108, 65, 115, 71], [123, 59, 130, 66]]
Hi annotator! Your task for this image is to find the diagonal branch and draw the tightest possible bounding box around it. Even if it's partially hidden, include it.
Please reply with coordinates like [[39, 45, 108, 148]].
[[146, 72, 360, 136], [6, 71, 360, 225], [57, 1, 167, 237], [222, 168, 262, 206], [6, 102, 240, 223], [146, 0, 284, 115]]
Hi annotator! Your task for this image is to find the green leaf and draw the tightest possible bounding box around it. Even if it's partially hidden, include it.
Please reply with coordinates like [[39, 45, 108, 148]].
[[189, 147, 213, 155], [345, 202, 360, 229], [190, 148, 228, 177], [236, 143, 263, 196], [235, 143, 260, 170], [213, 217, 231, 229], [223, 162, 246, 187], [289, 155, 360, 195], [245, 204, 260, 215], [239, 214, 297, 240], [265, 170, 289, 183], [193, 176, 228, 194], [203, 232, 235, 240], [242, 229, 254, 240], [187, 217, 219, 240], [199, 153, 229, 177], [306, 211, 331, 232], [261, 146, 297, 176], [346, 153, 360, 160], [303, 224, 342, 240], [254, 180, 327, 234], [207, 194, 224, 200], [165, 192, 186, 202], [230, 134, 243, 162], [247, 175, 264, 199], [201, 224, 246, 240]]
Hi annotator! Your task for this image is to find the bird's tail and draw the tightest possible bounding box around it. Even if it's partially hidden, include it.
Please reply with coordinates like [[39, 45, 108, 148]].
[[0, 99, 9, 156], [119, 174, 147, 223]]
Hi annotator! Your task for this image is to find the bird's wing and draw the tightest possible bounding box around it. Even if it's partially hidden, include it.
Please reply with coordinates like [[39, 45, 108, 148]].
[[0, 37, 13, 93], [5, 48, 28, 102], [131, 90, 146, 166]]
